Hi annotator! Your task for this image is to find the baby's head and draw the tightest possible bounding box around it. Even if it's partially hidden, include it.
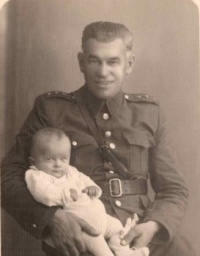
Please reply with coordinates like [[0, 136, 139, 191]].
[[29, 128, 71, 178]]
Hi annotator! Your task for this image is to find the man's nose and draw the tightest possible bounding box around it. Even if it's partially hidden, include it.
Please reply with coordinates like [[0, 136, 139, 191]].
[[97, 63, 109, 77]]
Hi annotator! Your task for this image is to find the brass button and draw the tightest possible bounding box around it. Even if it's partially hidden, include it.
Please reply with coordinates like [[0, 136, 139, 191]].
[[32, 224, 37, 228], [109, 170, 114, 174], [72, 141, 77, 146], [124, 94, 129, 99], [109, 143, 116, 149], [115, 200, 121, 207], [103, 113, 109, 120], [105, 131, 111, 137]]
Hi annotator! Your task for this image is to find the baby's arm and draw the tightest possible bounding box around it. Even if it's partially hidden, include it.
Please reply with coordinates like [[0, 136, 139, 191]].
[[25, 169, 71, 207], [82, 186, 100, 198], [69, 166, 102, 198]]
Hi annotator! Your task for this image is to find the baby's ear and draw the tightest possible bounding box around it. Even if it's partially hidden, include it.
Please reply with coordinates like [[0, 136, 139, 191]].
[[28, 157, 35, 165]]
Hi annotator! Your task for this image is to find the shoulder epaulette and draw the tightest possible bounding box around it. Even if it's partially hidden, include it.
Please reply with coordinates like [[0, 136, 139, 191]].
[[123, 93, 159, 105], [41, 91, 75, 102]]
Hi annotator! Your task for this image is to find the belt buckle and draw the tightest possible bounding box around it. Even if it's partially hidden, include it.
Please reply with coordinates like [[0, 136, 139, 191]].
[[109, 178, 122, 197]]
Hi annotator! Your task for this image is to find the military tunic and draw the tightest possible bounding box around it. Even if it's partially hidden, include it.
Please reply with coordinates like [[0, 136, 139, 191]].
[[1, 85, 188, 247]]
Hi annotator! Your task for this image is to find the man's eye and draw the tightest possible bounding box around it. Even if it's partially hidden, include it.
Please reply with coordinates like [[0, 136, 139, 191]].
[[88, 59, 98, 64], [108, 60, 119, 66], [62, 157, 68, 161]]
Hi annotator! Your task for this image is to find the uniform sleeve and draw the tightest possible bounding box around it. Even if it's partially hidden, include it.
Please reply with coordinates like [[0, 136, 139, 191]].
[[1, 96, 59, 239], [143, 106, 189, 244], [25, 170, 71, 207]]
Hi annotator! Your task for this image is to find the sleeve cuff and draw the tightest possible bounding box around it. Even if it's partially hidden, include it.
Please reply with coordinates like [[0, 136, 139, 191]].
[[142, 216, 172, 244], [31, 206, 61, 240]]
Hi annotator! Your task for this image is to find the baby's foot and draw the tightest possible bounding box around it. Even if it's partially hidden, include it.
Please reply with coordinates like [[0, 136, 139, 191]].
[[121, 214, 139, 238], [131, 247, 149, 256]]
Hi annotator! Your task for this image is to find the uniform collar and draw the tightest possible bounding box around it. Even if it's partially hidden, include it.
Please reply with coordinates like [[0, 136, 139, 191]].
[[78, 85, 124, 117]]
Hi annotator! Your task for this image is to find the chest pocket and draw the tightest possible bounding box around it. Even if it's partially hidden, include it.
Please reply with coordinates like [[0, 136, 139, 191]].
[[68, 132, 100, 174], [123, 132, 156, 177]]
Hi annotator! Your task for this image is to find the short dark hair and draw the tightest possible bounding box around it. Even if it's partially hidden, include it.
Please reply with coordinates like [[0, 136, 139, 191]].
[[82, 21, 133, 52], [30, 128, 69, 157]]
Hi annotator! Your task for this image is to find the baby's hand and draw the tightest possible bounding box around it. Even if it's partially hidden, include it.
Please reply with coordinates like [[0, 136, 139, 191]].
[[69, 189, 78, 201], [82, 186, 99, 198]]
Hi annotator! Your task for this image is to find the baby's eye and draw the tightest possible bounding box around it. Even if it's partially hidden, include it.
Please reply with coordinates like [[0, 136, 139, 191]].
[[62, 157, 68, 161], [46, 158, 53, 161]]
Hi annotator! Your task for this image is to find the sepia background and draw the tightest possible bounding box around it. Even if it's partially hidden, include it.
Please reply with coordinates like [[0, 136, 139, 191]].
[[1, 0, 199, 255]]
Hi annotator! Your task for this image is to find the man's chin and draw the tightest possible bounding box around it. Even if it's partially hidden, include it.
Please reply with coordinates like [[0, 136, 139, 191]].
[[92, 89, 118, 100]]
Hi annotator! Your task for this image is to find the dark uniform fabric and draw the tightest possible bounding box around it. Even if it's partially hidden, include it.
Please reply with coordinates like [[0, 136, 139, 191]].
[[1, 85, 192, 255]]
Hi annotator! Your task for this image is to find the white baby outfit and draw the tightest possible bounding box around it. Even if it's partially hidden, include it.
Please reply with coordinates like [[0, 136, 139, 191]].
[[25, 166, 149, 256]]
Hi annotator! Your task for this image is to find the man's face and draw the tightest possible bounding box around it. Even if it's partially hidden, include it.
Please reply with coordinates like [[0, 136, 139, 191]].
[[78, 38, 134, 100]]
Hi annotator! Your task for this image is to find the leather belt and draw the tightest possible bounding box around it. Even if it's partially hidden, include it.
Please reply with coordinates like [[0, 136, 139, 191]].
[[97, 178, 147, 197]]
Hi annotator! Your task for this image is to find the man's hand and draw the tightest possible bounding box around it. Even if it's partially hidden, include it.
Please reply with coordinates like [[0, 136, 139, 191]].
[[121, 221, 160, 248], [48, 209, 100, 256], [82, 186, 100, 198]]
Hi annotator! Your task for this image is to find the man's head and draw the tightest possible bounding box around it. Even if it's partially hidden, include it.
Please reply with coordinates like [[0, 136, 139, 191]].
[[81, 21, 133, 53], [78, 21, 135, 100], [29, 128, 71, 178]]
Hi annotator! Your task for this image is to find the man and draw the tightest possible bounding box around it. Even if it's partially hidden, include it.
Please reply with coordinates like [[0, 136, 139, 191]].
[[1, 21, 196, 256]]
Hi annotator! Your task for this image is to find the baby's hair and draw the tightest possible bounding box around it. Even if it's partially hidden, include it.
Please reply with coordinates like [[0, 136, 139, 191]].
[[30, 128, 69, 157], [82, 21, 133, 53]]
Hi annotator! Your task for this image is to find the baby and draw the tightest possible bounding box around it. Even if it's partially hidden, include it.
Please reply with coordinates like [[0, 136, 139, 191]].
[[25, 127, 149, 256]]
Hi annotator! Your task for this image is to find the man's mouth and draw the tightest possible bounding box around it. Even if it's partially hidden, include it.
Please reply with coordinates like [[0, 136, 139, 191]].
[[96, 81, 113, 87]]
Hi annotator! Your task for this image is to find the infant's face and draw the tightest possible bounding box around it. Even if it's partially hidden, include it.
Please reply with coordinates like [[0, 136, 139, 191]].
[[34, 136, 71, 179]]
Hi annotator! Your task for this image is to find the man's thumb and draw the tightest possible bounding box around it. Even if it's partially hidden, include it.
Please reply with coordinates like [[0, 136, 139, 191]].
[[79, 219, 100, 236]]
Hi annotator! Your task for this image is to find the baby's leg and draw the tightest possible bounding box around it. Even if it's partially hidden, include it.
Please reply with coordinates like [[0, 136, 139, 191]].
[[105, 215, 149, 256], [82, 232, 115, 256], [108, 233, 149, 256]]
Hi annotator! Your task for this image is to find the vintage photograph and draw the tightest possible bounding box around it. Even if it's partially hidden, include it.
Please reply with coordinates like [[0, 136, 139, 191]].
[[1, 0, 199, 255]]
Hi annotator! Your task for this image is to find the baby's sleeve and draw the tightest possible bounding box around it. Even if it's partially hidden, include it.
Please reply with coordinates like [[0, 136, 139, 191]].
[[69, 166, 102, 198], [25, 169, 67, 207]]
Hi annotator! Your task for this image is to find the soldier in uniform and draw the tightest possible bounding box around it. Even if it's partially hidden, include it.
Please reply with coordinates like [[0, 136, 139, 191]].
[[1, 21, 196, 256]]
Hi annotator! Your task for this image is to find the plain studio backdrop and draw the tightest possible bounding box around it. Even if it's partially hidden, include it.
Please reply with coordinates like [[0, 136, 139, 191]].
[[0, 0, 199, 255]]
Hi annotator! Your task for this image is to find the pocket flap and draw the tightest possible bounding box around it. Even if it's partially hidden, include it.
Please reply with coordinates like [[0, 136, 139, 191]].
[[139, 195, 151, 208], [124, 131, 156, 148]]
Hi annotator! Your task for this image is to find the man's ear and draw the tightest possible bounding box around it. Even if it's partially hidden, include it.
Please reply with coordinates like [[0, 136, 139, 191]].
[[77, 52, 85, 73], [28, 157, 35, 166], [125, 54, 135, 75]]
